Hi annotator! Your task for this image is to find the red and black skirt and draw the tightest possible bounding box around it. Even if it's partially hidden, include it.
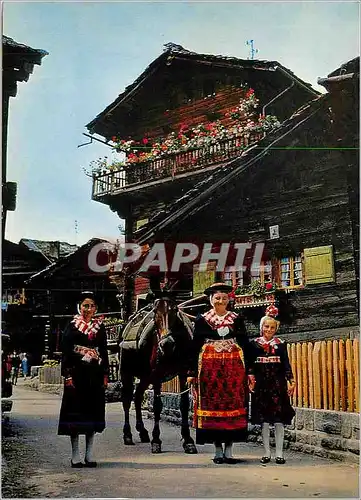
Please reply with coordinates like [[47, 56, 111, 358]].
[[192, 340, 249, 444]]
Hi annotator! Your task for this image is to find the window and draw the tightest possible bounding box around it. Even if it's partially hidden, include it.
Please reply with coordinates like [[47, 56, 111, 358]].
[[223, 266, 244, 288], [277, 255, 304, 289], [250, 260, 272, 284], [222, 261, 271, 288]]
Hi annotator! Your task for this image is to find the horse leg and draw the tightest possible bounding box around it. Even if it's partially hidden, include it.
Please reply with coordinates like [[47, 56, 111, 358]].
[[121, 373, 135, 445], [179, 374, 197, 454], [151, 382, 162, 453], [134, 378, 150, 443]]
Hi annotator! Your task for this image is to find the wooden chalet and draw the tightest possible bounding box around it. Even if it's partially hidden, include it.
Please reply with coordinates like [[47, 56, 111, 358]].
[[133, 57, 359, 341], [86, 44, 320, 316], [2, 239, 51, 355], [2, 239, 79, 354], [2, 36, 48, 240], [25, 238, 124, 356]]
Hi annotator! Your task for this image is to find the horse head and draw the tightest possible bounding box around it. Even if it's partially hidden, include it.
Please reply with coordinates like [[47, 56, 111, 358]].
[[153, 296, 178, 337]]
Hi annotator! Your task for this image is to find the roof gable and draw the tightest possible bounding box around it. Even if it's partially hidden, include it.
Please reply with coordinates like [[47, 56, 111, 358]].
[[86, 43, 319, 139]]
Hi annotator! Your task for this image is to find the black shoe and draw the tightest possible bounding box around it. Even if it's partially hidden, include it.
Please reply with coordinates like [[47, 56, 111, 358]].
[[84, 459, 97, 468], [275, 457, 285, 464], [71, 461, 83, 468], [260, 456, 271, 464], [223, 457, 239, 464], [212, 457, 224, 464]]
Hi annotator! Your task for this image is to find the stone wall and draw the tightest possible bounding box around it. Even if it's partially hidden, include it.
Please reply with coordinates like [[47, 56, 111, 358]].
[[146, 392, 360, 463], [22, 376, 122, 402]]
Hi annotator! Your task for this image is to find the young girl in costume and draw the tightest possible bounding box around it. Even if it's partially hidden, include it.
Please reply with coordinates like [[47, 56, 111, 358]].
[[250, 304, 295, 464]]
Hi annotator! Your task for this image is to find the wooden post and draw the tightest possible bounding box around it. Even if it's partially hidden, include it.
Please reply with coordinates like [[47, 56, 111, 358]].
[[353, 339, 359, 412], [345, 339, 354, 412], [302, 342, 308, 407], [308, 343, 314, 408], [333, 340, 340, 411], [296, 342, 303, 407], [339, 340, 346, 411], [290, 343, 297, 407], [327, 341, 334, 410], [312, 342, 322, 409], [320, 341, 328, 409]]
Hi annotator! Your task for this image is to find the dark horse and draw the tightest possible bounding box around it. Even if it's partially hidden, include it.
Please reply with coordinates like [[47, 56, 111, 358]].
[[119, 292, 197, 454]]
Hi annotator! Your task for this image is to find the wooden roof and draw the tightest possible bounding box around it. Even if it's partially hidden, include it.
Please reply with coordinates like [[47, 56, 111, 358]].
[[86, 43, 319, 139], [25, 238, 113, 284], [318, 57, 359, 91], [3, 35, 48, 97]]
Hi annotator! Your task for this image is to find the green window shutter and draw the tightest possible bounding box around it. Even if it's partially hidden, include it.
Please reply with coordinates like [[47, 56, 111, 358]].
[[193, 262, 216, 296], [136, 218, 149, 230], [304, 246, 335, 285]]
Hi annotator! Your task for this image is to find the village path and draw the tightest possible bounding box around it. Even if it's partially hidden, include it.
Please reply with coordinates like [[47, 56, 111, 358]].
[[2, 382, 359, 499]]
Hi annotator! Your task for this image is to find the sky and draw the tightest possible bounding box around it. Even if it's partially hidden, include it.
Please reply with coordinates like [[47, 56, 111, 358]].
[[3, 0, 360, 247]]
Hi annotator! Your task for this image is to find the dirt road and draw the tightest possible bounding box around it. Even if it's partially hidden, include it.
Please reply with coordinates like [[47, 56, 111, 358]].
[[2, 383, 359, 498]]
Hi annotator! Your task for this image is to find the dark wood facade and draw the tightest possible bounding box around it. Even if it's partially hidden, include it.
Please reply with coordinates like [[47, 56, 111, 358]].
[[146, 97, 358, 339], [86, 45, 358, 340], [24, 239, 122, 357]]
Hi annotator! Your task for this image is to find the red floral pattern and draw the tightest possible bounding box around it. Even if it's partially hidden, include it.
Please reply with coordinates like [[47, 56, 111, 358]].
[[193, 341, 247, 431]]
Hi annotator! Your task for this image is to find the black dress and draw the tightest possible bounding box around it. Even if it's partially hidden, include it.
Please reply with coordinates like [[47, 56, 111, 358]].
[[57, 320, 109, 436], [189, 312, 253, 445], [250, 336, 295, 425]]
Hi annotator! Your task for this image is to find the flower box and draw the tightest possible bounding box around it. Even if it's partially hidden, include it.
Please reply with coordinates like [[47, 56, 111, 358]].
[[234, 292, 275, 309]]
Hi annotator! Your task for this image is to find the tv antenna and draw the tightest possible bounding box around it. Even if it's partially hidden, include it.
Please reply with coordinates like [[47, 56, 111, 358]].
[[74, 220, 79, 246], [246, 40, 259, 60]]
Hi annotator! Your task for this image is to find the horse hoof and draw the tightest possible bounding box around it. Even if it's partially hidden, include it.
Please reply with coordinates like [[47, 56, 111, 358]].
[[183, 443, 198, 454], [140, 431, 150, 443], [124, 437, 135, 446], [151, 442, 162, 454]]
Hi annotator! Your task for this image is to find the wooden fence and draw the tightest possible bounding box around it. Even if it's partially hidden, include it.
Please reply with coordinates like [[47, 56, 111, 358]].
[[288, 338, 359, 413], [161, 338, 360, 413]]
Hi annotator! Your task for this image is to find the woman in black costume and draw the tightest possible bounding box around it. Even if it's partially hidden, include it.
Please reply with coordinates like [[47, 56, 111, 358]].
[[58, 291, 109, 467]]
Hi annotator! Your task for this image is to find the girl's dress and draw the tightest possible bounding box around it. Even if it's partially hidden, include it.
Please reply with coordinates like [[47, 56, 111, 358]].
[[250, 336, 295, 425]]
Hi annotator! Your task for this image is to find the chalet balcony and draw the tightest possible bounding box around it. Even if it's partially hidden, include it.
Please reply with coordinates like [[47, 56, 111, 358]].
[[92, 132, 263, 199]]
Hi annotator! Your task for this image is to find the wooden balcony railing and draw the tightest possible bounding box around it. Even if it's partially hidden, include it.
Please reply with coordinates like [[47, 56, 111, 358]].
[[92, 132, 263, 198]]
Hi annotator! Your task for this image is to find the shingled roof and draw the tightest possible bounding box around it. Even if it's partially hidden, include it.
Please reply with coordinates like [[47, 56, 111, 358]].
[[20, 239, 78, 262], [3, 35, 48, 97], [25, 238, 109, 283], [317, 56, 359, 90], [86, 43, 319, 138]]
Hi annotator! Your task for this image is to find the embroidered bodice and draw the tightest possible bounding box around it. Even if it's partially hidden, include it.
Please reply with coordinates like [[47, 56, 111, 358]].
[[202, 310, 238, 337], [254, 336, 283, 355]]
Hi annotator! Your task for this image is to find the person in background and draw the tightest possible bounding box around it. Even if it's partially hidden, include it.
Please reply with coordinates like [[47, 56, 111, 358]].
[[21, 353, 28, 380], [10, 351, 21, 385], [57, 291, 109, 468], [26, 352, 33, 378], [187, 282, 255, 464], [250, 305, 296, 464]]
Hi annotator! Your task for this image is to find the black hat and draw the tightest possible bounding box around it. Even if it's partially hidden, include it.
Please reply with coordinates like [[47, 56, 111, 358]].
[[78, 291, 97, 304], [203, 282, 233, 296]]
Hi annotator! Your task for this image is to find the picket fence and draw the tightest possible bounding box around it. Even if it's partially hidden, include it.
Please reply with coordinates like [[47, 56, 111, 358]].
[[161, 338, 360, 413]]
